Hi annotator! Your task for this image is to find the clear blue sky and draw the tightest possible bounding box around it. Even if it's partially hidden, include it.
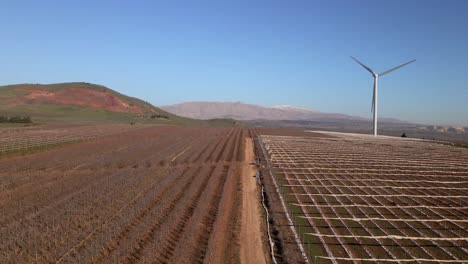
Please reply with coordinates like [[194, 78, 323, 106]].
[[1, 0, 467, 125]]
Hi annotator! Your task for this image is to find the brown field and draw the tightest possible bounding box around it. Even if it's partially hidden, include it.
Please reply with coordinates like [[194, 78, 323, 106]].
[[255, 130, 468, 263], [0, 124, 145, 154], [0, 124, 268, 263], [4, 124, 467, 264]]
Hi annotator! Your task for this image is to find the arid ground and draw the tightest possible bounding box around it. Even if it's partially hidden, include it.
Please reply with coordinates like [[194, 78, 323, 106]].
[[2, 124, 467, 264], [0, 125, 267, 264]]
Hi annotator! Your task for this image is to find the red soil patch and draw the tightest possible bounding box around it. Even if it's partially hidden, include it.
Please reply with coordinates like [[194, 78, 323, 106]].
[[14, 87, 146, 114]]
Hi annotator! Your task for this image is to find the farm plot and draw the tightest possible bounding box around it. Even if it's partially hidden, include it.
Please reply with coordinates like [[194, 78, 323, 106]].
[[257, 132, 468, 263], [0, 125, 248, 263], [0, 123, 145, 154]]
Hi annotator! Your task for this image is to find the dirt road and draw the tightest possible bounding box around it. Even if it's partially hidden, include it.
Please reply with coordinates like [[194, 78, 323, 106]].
[[240, 138, 267, 264]]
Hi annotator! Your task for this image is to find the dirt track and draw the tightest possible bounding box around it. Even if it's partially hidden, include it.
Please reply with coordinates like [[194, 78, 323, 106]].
[[240, 138, 267, 264]]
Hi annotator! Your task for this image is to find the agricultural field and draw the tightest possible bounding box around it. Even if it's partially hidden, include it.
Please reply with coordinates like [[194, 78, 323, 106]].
[[0, 125, 254, 263], [0, 124, 146, 154], [256, 130, 468, 263]]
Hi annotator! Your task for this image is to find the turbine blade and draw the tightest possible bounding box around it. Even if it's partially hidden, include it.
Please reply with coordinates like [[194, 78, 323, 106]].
[[371, 84, 375, 112], [351, 56, 375, 75], [379, 59, 416, 76]]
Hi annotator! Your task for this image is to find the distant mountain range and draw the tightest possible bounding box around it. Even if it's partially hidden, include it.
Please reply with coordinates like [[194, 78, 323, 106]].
[[160, 101, 404, 123], [418, 125, 466, 133]]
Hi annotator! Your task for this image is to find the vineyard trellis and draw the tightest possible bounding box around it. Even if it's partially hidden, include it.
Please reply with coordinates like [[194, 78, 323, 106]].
[[0, 124, 146, 154], [0, 125, 249, 263], [259, 132, 468, 263]]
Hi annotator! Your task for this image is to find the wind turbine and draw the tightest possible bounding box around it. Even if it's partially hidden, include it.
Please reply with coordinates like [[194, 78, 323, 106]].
[[351, 56, 415, 136]]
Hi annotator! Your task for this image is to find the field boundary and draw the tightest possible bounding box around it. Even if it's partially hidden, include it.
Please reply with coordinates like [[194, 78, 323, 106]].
[[257, 136, 310, 264], [256, 160, 278, 264]]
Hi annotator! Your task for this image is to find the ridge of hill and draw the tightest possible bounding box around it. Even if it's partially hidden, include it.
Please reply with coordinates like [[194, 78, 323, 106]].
[[160, 101, 372, 122], [0, 82, 159, 113]]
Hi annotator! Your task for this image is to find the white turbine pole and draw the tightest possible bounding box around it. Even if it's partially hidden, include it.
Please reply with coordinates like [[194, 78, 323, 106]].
[[351, 56, 415, 137], [373, 75, 378, 136]]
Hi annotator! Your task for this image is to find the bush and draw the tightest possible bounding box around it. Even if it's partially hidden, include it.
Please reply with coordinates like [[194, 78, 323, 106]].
[[0, 116, 33, 123], [150, 114, 169, 119]]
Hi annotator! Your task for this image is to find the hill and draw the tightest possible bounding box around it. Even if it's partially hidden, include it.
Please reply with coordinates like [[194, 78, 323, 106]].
[[161, 101, 374, 122], [0, 83, 237, 126]]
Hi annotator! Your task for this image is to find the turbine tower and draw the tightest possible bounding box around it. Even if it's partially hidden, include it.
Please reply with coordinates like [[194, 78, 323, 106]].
[[351, 56, 415, 136]]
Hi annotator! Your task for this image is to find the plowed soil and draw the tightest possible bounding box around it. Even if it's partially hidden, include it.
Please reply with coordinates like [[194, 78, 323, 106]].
[[0, 125, 265, 264]]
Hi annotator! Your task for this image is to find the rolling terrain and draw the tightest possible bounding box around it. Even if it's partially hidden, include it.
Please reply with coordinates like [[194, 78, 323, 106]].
[[0, 83, 237, 126], [1, 83, 467, 264]]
